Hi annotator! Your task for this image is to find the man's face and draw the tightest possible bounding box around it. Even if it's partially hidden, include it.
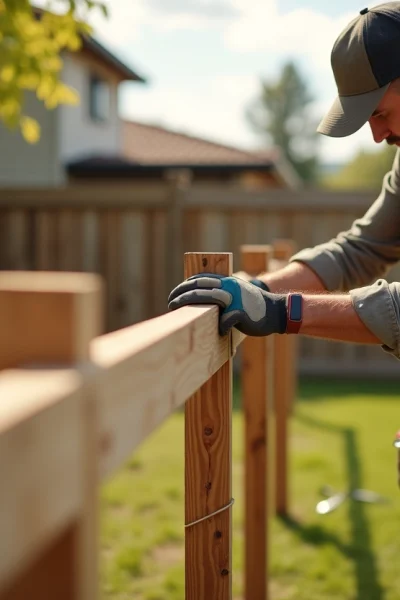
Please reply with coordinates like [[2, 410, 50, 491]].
[[368, 83, 400, 146]]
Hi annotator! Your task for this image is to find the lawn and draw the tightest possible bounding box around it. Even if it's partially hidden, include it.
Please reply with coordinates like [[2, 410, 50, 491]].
[[100, 377, 400, 600]]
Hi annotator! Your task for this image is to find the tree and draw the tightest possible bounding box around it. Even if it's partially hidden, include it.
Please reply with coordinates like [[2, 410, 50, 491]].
[[0, 0, 107, 143], [321, 145, 396, 191], [246, 61, 320, 183]]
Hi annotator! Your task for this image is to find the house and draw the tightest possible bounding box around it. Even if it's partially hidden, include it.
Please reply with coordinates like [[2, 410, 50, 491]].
[[0, 28, 146, 187], [0, 9, 298, 190], [67, 120, 301, 189]]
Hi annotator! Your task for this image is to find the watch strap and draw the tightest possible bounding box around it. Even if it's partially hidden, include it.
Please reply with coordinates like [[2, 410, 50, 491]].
[[250, 278, 270, 292], [286, 293, 303, 334]]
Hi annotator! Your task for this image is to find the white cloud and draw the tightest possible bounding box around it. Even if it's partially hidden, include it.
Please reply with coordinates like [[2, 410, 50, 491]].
[[120, 73, 261, 150], [88, 0, 238, 46], [147, 0, 239, 19], [224, 0, 354, 75]]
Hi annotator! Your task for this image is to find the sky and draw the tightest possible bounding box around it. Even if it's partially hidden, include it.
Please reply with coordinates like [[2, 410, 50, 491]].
[[84, 0, 397, 164]]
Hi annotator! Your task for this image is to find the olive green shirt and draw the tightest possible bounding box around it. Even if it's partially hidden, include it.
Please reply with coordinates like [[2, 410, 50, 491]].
[[290, 148, 400, 359]]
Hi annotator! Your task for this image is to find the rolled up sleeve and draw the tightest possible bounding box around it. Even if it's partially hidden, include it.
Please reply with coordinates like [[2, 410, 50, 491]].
[[350, 279, 400, 359], [289, 149, 400, 292]]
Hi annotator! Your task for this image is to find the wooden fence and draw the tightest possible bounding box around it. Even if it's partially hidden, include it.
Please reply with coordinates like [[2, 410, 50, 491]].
[[0, 180, 397, 376], [0, 246, 295, 600]]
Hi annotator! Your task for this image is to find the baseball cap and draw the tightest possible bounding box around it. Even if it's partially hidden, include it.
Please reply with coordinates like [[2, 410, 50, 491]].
[[318, 2, 400, 138]]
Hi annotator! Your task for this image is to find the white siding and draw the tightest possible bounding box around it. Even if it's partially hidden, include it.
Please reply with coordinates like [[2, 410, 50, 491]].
[[0, 93, 62, 187], [59, 53, 121, 163]]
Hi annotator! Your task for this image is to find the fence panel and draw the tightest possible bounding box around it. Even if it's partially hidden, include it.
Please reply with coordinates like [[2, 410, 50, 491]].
[[0, 183, 397, 376]]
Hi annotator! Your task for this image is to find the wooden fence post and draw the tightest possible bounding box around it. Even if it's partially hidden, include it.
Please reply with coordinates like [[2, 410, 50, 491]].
[[271, 240, 297, 517], [241, 245, 274, 600], [0, 271, 103, 600], [184, 253, 233, 600]]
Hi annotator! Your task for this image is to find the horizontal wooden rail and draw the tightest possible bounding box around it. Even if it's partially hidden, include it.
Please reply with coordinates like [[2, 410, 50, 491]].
[[185, 184, 376, 211], [0, 369, 85, 590], [0, 184, 171, 208], [0, 244, 296, 600], [0, 271, 102, 600], [92, 303, 244, 480]]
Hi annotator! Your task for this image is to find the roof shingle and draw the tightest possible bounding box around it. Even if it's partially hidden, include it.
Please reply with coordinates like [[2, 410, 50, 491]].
[[122, 120, 277, 166]]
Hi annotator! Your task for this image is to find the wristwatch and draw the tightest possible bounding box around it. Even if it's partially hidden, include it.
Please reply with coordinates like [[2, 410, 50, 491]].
[[286, 293, 303, 334]]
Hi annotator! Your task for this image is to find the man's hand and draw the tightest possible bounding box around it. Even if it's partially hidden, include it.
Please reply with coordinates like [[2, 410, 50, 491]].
[[168, 273, 287, 337], [233, 271, 270, 291]]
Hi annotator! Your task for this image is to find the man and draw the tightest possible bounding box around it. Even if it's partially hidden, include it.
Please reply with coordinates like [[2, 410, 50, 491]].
[[168, 2, 400, 360]]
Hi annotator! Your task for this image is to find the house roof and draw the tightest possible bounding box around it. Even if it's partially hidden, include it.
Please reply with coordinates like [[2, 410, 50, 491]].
[[121, 120, 301, 187], [81, 36, 146, 83], [122, 120, 276, 166], [32, 6, 146, 83], [67, 121, 301, 188]]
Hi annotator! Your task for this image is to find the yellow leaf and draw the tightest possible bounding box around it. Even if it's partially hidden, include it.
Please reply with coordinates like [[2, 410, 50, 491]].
[[57, 83, 79, 105], [0, 65, 15, 83], [20, 116, 40, 144], [37, 74, 56, 100], [18, 73, 40, 89]]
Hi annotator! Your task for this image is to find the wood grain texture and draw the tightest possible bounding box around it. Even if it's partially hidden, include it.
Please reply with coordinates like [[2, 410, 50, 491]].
[[272, 240, 295, 517], [0, 271, 103, 369], [0, 523, 79, 600], [241, 246, 274, 600], [184, 253, 233, 600], [92, 303, 232, 479], [0, 273, 103, 600], [0, 370, 84, 596]]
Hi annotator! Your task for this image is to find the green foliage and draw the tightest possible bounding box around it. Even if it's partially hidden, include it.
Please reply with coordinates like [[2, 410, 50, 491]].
[[246, 61, 320, 183], [0, 0, 108, 142], [321, 145, 397, 192]]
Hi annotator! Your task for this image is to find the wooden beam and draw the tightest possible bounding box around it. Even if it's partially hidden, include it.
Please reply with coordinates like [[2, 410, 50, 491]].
[[0, 272, 103, 600], [0, 370, 84, 596], [0, 271, 103, 369], [241, 245, 274, 600], [92, 303, 240, 479], [184, 253, 233, 600], [0, 184, 170, 209], [185, 184, 375, 212]]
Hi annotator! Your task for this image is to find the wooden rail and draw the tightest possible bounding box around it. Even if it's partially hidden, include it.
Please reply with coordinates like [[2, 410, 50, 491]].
[[0, 246, 296, 600]]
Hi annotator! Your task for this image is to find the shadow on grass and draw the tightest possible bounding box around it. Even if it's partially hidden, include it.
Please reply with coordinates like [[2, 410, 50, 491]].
[[279, 412, 384, 600]]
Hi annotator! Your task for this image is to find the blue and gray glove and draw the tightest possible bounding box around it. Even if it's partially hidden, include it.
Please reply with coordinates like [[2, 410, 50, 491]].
[[168, 273, 287, 337]]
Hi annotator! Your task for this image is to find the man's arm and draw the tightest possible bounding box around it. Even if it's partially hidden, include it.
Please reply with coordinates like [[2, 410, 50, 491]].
[[301, 293, 380, 344], [257, 261, 326, 293], [255, 263, 380, 344]]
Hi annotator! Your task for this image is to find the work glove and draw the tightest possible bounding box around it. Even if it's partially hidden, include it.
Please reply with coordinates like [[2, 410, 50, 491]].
[[233, 271, 271, 292], [168, 273, 287, 337]]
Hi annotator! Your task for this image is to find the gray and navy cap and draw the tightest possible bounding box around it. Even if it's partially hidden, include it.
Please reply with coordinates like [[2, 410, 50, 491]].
[[318, 2, 400, 138]]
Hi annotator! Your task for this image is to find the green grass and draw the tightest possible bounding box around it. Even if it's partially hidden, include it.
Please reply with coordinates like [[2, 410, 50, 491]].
[[100, 377, 400, 599]]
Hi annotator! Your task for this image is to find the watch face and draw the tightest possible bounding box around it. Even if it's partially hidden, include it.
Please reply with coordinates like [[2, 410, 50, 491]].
[[290, 294, 302, 321]]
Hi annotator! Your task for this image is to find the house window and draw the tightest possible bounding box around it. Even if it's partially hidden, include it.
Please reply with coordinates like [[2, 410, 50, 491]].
[[89, 75, 110, 122]]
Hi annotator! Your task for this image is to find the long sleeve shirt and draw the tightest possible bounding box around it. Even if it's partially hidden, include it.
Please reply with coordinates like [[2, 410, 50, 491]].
[[289, 148, 400, 359]]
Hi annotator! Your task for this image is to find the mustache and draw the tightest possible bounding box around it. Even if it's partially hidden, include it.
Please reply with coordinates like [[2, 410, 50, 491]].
[[386, 136, 400, 145]]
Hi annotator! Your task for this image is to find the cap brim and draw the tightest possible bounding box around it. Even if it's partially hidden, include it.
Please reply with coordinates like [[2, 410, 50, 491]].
[[317, 84, 390, 138]]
